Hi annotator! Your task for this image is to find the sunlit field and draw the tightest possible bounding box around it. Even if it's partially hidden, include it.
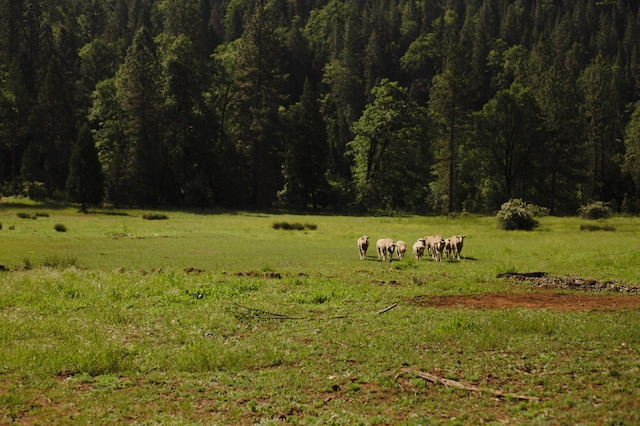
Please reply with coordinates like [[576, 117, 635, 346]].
[[1, 200, 639, 424]]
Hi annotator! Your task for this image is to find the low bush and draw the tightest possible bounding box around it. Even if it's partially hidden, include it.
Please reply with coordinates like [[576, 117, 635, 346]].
[[272, 221, 317, 230], [580, 224, 615, 231], [54, 223, 67, 232], [496, 198, 541, 231], [578, 201, 613, 220], [143, 213, 169, 220]]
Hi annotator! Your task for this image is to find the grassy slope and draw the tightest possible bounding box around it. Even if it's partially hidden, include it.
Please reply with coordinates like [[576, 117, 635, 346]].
[[1, 203, 639, 424]]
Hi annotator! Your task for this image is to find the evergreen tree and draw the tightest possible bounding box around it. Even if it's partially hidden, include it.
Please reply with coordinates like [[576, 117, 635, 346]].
[[473, 82, 544, 209], [114, 25, 162, 205], [524, 36, 584, 214], [428, 7, 473, 213], [23, 56, 75, 197], [66, 123, 104, 211], [160, 33, 213, 205], [230, 0, 288, 207], [279, 79, 329, 208], [579, 54, 625, 203], [623, 101, 640, 201]]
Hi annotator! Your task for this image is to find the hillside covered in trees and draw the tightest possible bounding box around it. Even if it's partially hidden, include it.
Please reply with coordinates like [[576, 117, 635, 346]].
[[1, 0, 640, 214]]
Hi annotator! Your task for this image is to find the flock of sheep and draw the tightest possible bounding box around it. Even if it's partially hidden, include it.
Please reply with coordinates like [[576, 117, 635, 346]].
[[357, 235, 466, 262]]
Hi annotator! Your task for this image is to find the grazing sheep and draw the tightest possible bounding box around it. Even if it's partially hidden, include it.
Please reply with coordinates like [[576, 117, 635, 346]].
[[412, 238, 427, 260], [425, 235, 446, 262], [450, 235, 466, 260], [443, 238, 452, 259], [357, 235, 370, 260], [376, 238, 396, 262], [395, 240, 407, 260]]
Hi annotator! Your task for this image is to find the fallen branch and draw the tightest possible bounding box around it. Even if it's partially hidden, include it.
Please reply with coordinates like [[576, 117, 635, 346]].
[[399, 368, 540, 401], [231, 302, 304, 320], [230, 302, 399, 320], [376, 302, 398, 315]]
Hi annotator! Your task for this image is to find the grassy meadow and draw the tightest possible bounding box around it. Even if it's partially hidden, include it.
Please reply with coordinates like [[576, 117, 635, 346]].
[[1, 200, 640, 424]]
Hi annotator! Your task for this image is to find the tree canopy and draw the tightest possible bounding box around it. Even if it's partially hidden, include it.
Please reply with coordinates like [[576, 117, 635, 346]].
[[1, 0, 640, 214]]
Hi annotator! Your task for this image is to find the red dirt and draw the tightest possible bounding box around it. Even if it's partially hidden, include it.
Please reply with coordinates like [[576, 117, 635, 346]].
[[409, 291, 640, 311]]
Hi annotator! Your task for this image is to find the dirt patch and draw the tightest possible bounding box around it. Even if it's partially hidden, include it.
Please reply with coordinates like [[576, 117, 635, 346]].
[[410, 273, 640, 311], [497, 272, 640, 294], [410, 292, 640, 311]]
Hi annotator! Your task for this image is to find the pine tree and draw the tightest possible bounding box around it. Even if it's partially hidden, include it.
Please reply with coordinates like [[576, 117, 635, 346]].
[[115, 25, 162, 205], [230, 0, 288, 207], [66, 123, 104, 211], [279, 79, 329, 208]]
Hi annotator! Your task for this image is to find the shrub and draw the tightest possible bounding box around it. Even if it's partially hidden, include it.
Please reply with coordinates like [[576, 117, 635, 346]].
[[17, 212, 35, 219], [54, 223, 67, 232], [496, 199, 541, 231], [272, 222, 317, 231], [578, 201, 613, 220], [143, 214, 169, 220], [580, 224, 615, 231]]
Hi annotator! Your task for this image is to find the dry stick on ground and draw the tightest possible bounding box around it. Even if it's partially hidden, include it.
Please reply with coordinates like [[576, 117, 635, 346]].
[[231, 302, 398, 320], [399, 368, 540, 402], [232, 302, 304, 320], [376, 302, 398, 314]]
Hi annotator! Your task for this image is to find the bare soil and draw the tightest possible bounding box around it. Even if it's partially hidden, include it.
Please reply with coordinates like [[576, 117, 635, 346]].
[[410, 273, 640, 311]]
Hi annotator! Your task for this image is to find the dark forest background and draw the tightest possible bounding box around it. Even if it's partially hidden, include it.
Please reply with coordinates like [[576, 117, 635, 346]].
[[2, 0, 640, 214]]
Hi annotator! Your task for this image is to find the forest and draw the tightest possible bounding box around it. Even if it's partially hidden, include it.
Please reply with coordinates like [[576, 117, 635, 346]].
[[1, 0, 640, 215]]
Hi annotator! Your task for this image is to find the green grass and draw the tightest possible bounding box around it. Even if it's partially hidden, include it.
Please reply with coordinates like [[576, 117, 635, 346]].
[[0, 201, 639, 424]]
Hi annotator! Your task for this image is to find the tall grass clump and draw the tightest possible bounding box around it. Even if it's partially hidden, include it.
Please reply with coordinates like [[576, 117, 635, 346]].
[[578, 201, 613, 219], [43, 254, 77, 268], [496, 198, 544, 231]]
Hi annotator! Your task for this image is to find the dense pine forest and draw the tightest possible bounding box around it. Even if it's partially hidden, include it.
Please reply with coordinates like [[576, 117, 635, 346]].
[[1, 0, 640, 214]]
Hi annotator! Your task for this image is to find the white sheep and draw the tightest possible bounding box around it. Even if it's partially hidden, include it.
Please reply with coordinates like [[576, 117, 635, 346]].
[[412, 238, 427, 260], [376, 238, 396, 262], [395, 240, 407, 260], [425, 235, 446, 262], [449, 235, 466, 260], [357, 235, 370, 260]]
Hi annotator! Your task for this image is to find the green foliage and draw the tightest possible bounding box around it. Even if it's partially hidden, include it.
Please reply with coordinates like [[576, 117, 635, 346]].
[[272, 221, 316, 230], [142, 214, 169, 220], [473, 83, 544, 208], [348, 79, 431, 211], [580, 224, 615, 231], [66, 123, 104, 209], [3, 0, 640, 215], [279, 79, 329, 208], [496, 198, 541, 230], [578, 201, 613, 219]]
